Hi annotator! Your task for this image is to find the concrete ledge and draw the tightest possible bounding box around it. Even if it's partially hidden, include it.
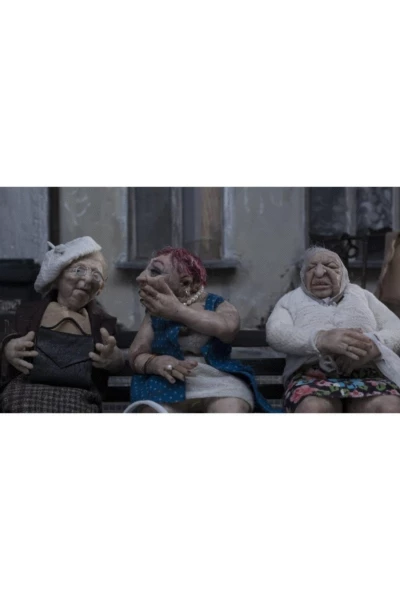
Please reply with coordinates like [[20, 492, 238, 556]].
[[115, 259, 240, 271]]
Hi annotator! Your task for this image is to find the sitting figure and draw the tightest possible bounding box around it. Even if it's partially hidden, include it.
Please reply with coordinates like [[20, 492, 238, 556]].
[[0, 237, 124, 412], [266, 246, 400, 413], [128, 246, 278, 413]]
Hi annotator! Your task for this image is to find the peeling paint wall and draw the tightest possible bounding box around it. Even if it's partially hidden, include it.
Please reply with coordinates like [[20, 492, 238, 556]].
[[0, 188, 49, 260], [208, 187, 307, 327], [2, 187, 383, 330], [59, 187, 137, 329]]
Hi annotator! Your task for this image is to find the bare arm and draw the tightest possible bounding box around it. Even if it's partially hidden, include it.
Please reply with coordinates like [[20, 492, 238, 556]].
[[139, 277, 240, 344], [127, 312, 198, 381], [128, 313, 154, 371], [174, 300, 240, 344]]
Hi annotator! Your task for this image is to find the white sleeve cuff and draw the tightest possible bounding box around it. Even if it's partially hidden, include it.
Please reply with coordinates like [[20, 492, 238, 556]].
[[310, 331, 323, 356]]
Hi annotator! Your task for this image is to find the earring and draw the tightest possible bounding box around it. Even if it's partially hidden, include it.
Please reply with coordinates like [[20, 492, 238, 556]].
[[185, 288, 190, 297]]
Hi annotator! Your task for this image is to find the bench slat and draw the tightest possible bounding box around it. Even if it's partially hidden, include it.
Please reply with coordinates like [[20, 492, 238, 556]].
[[116, 329, 267, 349], [108, 374, 284, 388], [113, 358, 286, 378]]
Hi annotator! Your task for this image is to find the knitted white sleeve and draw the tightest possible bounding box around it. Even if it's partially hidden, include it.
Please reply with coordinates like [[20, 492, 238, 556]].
[[365, 290, 400, 353], [266, 294, 321, 356]]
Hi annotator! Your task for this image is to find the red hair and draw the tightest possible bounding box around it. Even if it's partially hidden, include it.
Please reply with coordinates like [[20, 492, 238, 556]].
[[155, 247, 207, 286]]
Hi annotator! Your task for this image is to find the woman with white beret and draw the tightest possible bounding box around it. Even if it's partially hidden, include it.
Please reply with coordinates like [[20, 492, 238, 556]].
[[0, 236, 124, 412]]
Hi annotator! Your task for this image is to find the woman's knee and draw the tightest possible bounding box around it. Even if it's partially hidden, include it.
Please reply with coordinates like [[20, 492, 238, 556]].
[[295, 396, 342, 413], [206, 397, 251, 413], [360, 395, 400, 413]]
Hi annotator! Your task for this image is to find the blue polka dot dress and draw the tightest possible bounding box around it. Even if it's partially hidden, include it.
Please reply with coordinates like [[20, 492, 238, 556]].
[[130, 293, 281, 412]]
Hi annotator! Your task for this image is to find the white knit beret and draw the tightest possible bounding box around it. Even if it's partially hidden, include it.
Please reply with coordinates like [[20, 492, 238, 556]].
[[34, 236, 102, 295]]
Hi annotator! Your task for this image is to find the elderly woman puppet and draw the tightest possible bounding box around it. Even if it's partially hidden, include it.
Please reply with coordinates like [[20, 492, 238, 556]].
[[127, 247, 278, 413], [266, 247, 400, 413], [0, 237, 124, 412]]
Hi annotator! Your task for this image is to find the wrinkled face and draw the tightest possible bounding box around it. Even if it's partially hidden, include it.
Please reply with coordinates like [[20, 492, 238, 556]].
[[56, 256, 105, 311], [136, 254, 186, 298], [304, 251, 342, 299]]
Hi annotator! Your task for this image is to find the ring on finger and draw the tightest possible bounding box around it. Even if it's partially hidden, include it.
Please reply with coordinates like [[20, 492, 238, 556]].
[[165, 364, 173, 372]]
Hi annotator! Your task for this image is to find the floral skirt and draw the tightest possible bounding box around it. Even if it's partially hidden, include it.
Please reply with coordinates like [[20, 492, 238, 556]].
[[284, 366, 400, 413]]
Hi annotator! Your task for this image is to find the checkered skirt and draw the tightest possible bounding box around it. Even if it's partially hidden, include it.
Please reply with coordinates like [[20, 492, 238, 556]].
[[1, 375, 101, 413]]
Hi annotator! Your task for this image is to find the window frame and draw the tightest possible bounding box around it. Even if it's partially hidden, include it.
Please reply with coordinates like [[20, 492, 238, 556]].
[[306, 187, 400, 269], [116, 187, 239, 271]]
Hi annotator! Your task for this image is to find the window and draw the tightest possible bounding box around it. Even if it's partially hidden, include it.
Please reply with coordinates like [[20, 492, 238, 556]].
[[128, 187, 180, 260], [182, 188, 223, 260], [0, 187, 50, 261], [121, 187, 237, 269], [307, 187, 400, 266]]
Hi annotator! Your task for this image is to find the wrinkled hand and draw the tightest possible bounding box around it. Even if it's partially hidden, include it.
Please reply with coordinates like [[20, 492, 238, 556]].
[[149, 355, 198, 384], [315, 328, 373, 360], [336, 340, 381, 375], [139, 277, 183, 320], [4, 331, 38, 375], [89, 328, 122, 371]]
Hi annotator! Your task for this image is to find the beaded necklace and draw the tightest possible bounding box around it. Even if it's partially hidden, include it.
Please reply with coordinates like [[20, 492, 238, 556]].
[[181, 285, 205, 307]]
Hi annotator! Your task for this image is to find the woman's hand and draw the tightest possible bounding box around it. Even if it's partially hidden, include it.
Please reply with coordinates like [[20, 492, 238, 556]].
[[139, 277, 183, 320], [3, 331, 38, 375], [148, 355, 198, 384], [89, 328, 124, 372], [336, 340, 381, 375], [315, 328, 373, 360]]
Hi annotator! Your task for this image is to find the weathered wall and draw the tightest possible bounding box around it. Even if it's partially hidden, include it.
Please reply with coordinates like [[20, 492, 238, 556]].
[[2, 187, 381, 330], [59, 187, 307, 329], [208, 187, 307, 327], [59, 187, 138, 329], [0, 187, 49, 261]]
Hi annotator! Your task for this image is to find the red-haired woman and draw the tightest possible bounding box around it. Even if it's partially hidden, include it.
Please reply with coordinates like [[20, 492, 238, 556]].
[[127, 247, 279, 413]]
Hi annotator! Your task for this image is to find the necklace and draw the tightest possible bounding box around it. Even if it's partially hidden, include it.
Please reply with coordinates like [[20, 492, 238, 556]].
[[182, 286, 205, 307]]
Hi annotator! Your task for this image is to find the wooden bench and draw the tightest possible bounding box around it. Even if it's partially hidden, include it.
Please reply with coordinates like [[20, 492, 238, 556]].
[[103, 330, 286, 412]]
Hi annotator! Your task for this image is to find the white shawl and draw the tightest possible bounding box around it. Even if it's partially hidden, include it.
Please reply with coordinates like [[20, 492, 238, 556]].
[[267, 278, 400, 386]]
